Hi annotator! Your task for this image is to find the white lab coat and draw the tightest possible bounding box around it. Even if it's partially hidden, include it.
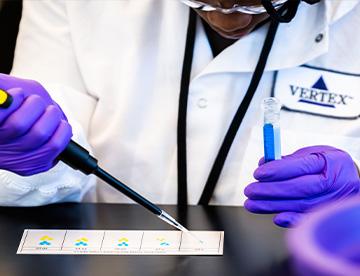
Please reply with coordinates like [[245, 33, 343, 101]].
[[1, 0, 359, 206]]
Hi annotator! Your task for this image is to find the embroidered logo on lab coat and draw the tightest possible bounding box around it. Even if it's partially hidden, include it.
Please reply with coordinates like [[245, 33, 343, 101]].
[[273, 66, 360, 119]]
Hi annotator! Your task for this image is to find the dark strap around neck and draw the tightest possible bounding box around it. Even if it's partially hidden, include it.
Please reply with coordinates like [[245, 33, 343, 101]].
[[177, 9, 197, 205], [178, 9, 280, 205]]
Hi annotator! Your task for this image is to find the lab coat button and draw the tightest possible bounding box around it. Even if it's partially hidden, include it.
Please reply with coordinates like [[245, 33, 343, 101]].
[[197, 98, 208, 108], [315, 33, 324, 43]]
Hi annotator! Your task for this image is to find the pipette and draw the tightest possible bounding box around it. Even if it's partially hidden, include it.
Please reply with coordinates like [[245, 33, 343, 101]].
[[60, 141, 203, 243], [0, 89, 201, 241]]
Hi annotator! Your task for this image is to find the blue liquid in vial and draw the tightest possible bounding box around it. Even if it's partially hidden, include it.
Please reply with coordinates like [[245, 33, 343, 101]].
[[263, 123, 281, 163]]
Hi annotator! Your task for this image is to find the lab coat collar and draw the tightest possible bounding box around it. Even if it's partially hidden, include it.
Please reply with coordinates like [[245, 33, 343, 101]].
[[194, 0, 359, 79], [325, 0, 360, 24]]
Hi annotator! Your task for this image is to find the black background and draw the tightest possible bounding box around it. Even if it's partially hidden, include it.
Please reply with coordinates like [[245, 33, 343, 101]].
[[0, 0, 22, 74]]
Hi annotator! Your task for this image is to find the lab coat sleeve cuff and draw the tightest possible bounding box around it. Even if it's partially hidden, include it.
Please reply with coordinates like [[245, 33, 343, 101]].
[[0, 114, 96, 206]]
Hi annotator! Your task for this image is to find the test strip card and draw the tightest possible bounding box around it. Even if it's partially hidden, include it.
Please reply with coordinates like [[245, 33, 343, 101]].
[[17, 230, 224, 255]]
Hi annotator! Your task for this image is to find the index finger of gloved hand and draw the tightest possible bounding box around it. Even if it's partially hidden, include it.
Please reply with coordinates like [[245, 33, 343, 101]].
[[244, 198, 316, 214], [253, 153, 326, 182], [0, 88, 25, 124], [0, 94, 46, 142], [7, 105, 63, 151], [273, 212, 306, 228], [244, 174, 325, 200]]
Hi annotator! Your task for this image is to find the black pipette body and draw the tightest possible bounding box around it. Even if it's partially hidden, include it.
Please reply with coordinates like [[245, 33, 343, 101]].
[[59, 141, 162, 215], [94, 167, 162, 215]]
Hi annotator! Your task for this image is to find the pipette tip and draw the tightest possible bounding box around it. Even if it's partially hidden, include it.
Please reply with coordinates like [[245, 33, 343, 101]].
[[158, 210, 203, 243]]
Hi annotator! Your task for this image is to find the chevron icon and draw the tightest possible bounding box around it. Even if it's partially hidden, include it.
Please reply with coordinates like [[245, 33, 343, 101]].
[[118, 238, 129, 242], [117, 237, 129, 247], [39, 241, 51, 246], [38, 235, 53, 246], [40, 235, 53, 241], [75, 237, 88, 247], [156, 237, 170, 246]]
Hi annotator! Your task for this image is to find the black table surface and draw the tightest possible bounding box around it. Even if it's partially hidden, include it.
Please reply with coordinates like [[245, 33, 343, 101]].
[[0, 203, 294, 276]]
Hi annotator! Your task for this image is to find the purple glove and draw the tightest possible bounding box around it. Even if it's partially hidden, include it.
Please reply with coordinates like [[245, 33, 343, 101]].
[[244, 145, 360, 227], [0, 73, 72, 176]]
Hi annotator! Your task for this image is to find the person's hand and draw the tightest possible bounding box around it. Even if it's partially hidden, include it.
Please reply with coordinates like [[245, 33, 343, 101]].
[[244, 145, 360, 227], [0, 74, 72, 176]]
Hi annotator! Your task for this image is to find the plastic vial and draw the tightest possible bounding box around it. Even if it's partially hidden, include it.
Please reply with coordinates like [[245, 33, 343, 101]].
[[262, 97, 281, 163]]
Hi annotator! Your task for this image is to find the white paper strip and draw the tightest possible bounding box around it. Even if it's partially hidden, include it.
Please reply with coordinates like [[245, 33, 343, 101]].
[[17, 229, 224, 255]]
